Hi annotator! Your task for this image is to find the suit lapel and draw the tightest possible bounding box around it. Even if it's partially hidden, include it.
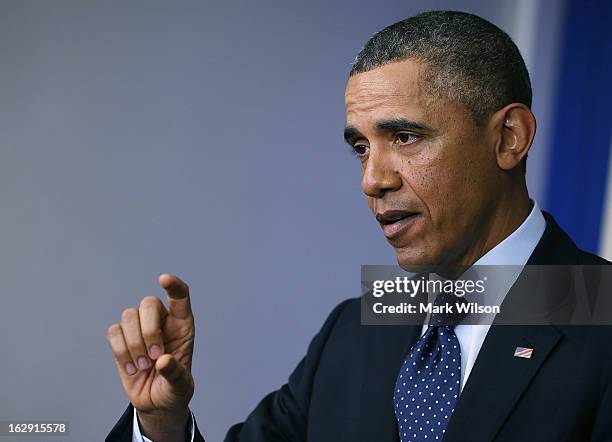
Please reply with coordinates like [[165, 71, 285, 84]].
[[444, 211, 577, 441], [443, 325, 561, 441], [360, 324, 422, 441]]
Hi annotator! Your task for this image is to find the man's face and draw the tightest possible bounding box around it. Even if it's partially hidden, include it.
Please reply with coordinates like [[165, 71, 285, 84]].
[[344, 59, 501, 268]]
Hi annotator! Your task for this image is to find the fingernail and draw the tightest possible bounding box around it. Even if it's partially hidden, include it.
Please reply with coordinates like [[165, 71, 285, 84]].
[[149, 345, 161, 359], [125, 362, 136, 375], [137, 356, 149, 370]]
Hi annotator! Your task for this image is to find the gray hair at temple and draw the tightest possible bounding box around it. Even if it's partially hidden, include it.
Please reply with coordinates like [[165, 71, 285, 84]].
[[350, 11, 532, 126]]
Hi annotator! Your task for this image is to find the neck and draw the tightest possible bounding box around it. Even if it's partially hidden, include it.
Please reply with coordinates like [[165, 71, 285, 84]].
[[440, 185, 532, 275]]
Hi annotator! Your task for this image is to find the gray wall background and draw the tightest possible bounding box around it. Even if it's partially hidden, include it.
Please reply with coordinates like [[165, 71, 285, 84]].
[[0, 1, 564, 440]]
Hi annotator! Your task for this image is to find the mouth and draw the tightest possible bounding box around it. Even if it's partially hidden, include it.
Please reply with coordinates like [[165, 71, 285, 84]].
[[376, 210, 421, 239]]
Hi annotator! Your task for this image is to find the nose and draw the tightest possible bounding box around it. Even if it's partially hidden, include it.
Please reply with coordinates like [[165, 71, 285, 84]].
[[361, 147, 402, 198]]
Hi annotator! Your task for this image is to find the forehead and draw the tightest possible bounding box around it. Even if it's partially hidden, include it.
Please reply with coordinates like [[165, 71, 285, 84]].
[[344, 59, 437, 124]]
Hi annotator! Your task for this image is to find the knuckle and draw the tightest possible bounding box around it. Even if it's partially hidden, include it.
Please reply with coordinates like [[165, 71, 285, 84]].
[[140, 295, 162, 310], [121, 307, 139, 323], [142, 329, 160, 342], [115, 347, 130, 361], [106, 323, 121, 339], [140, 295, 160, 309], [123, 327, 143, 345], [126, 339, 144, 353]]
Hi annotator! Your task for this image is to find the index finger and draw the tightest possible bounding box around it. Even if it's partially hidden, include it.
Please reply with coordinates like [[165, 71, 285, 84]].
[[158, 273, 192, 319]]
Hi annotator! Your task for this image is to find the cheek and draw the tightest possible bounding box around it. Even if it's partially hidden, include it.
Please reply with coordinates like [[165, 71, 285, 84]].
[[397, 139, 479, 228], [395, 142, 455, 209], [429, 146, 495, 230]]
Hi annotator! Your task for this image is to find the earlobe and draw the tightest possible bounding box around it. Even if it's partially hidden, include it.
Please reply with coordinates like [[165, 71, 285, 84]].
[[495, 104, 536, 171]]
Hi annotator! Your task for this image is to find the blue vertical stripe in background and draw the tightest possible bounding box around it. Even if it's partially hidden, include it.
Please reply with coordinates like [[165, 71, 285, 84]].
[[545, 0, 612, 253]]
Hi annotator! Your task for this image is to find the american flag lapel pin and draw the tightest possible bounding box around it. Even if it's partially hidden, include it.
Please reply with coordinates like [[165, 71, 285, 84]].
[[514, 346, 534, 359]]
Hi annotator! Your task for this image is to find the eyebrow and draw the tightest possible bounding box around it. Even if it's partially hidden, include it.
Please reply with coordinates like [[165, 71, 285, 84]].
[[343, 118, 433, 145], [343, 127, 362, 145]]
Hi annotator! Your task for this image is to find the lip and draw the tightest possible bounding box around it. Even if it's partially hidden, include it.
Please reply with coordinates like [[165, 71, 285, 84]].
[[376, 211, 421, 239]]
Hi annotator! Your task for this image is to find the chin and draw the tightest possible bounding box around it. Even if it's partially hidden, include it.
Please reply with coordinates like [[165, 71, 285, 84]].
[[394, 247, 436, 271]]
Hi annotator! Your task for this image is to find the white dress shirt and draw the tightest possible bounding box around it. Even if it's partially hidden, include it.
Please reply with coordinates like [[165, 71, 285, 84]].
[[132, 200, 546, 440], [420, 200, 546, 391]]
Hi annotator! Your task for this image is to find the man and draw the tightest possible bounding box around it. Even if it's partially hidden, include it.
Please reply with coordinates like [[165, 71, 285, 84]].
[[106, 11, 612, 442]]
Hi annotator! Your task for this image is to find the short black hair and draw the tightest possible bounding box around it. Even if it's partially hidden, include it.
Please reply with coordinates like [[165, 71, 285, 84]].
[[350, 11, 532, 125]]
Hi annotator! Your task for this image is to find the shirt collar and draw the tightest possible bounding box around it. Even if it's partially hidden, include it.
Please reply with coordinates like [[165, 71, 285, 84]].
[[473, 199, 546, 266]]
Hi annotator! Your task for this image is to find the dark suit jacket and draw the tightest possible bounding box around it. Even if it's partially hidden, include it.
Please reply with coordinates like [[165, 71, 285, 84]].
[[106, 212, 612, 441]]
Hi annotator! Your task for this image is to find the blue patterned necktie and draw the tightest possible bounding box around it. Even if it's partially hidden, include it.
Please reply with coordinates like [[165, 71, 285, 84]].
[[393, 292, 467, 441]]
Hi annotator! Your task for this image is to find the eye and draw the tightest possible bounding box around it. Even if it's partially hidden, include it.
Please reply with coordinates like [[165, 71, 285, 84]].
[[351, 143, 370, 157], [394, 132, 419, 145]]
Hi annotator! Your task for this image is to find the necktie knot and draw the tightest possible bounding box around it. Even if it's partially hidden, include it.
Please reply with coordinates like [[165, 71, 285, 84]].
[[428, 290, 470, 327]]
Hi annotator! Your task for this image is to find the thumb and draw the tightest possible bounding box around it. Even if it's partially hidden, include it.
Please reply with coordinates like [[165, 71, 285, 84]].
[[158, 274, 193, 320], [156, 354, 190, 388]]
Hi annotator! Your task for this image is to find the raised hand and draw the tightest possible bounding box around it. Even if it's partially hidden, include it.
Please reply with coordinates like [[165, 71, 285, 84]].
[[106, 274, 195, 441]]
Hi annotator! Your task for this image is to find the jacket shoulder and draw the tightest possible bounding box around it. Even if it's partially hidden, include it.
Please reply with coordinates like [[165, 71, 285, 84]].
[[576, 248, 611, 265]]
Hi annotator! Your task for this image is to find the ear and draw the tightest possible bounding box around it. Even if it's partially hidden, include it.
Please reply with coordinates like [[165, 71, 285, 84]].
[[491, 103, 536, 171]]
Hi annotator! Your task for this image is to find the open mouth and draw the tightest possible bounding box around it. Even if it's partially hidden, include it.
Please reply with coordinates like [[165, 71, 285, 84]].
[[376, 210, 420, 238]]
